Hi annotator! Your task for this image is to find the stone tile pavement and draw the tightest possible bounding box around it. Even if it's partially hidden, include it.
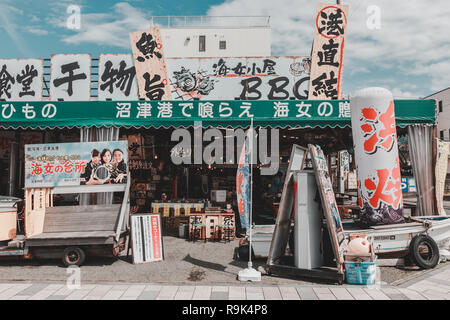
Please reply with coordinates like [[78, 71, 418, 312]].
[[0, 265, 448, 300]]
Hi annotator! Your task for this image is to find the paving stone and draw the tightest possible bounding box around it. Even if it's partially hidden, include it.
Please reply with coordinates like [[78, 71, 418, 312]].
[[47, 295, 67, 300], [157, 285, 179, 300], [9, 295, 30, 300], [295, 287, 318, 300], [279, 287, 300, 300], [262, 287, 282, 300], [246, 287, 264, 300], [210, 292, 228, 300], [175, 287, 195, 300], [19, 283, 49, 296], [0, 284, 31, 300], [363, 288, 390, 300], [347, 287, 372, 300], [330, 288, 354, 300], [191, 286, 212, 300], [228, 286, 246, 300], [380, 288, 409, 300], [101, 290, 125, 300], [138, 290, 160, 300], [396, 288, 428, 300], [212, 286, 228, 293]]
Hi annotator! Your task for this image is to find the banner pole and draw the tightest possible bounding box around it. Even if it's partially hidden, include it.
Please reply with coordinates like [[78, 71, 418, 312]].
[[248, 118, 253, 269]]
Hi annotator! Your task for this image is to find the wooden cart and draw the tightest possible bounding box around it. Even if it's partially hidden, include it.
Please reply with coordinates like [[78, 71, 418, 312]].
[[0, 178, 131, 267]]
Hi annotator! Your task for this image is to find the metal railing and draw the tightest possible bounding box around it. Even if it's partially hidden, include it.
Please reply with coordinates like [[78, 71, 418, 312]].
[[150, 16, 270, 28]]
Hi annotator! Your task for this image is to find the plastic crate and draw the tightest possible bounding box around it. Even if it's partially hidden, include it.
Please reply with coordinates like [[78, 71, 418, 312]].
[[344, 257, 377, 285]]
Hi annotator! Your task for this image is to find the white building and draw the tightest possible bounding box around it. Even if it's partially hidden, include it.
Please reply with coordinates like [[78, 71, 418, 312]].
[[152, 16, 271, 58], [424, 87, 450, 141]]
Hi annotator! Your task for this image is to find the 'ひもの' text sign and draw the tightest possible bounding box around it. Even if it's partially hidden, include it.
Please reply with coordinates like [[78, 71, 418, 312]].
[[130, 28, 172, 100], [308, 3, 348, 100]]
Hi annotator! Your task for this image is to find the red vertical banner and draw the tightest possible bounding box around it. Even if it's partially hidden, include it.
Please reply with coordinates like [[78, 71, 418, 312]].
[[308, 3, 348, 100], [151, 215, 161, 260]]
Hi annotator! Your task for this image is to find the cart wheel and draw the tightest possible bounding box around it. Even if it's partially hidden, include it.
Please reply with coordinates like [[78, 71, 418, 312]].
[[62, 247, 86, 267], [409, 235, 439, 269]]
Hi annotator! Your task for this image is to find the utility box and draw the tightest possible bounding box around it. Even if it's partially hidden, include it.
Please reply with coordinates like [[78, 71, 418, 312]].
[[293, 171, 323, 269]]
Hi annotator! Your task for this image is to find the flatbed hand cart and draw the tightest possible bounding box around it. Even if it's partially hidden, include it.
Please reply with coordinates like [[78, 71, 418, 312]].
[[0, 177, 131, 267]]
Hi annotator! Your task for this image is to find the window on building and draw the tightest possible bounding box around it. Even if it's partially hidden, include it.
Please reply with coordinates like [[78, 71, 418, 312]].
[[199, 36, 206, 52], [439, 100, 443, 112], [219, 40, 226, 50], [440, 130, 444, 139]]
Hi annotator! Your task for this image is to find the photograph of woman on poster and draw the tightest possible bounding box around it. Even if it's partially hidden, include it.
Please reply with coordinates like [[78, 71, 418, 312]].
[[111, 148, 128, 184], [80, 149, 102, 185]]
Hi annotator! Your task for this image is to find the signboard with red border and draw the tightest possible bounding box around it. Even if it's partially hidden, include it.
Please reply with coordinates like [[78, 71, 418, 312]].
[[131, 213, 163, 263]]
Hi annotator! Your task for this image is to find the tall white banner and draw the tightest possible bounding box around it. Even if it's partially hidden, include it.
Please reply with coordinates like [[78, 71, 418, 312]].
[[350, 87, 404, 226]]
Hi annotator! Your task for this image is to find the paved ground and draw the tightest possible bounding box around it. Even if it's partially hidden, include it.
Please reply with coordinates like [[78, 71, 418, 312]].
[[0, 263, 448, 300], [0, 235, 440, 285]]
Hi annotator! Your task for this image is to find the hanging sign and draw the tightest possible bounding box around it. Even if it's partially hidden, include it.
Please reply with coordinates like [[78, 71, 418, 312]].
[[308, 3, 348, 100], [0, 59, 44, 101], [50, 54, 91, 101], [130, 28, 172, 100], [98, 54, 138, 101], [308, 144, 345, 271], [131, 213, 163, 263], [350, 87, 404, 226], [167, 56, 311, 101]]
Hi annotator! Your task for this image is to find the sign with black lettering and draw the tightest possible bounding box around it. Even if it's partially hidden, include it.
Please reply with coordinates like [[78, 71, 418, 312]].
[[166, 56, 311, 100], [131, 213, 163, 263]]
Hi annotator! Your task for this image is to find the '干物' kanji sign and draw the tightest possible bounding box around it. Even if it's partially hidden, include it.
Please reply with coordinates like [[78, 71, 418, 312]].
[[130, 28, 172, 100], [308, 3, 348, 100], [98, 54, 138, 101], [50, 54, 91, 101], [0, 59, 44, 101]]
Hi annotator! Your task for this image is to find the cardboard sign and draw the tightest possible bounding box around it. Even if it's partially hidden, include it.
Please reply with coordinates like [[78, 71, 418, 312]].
[[98, 54, 138, 101], [24, 141, 128, 188], [130, 28, 172, 100], [436, 139, 449, 216], [50, 54, 91, 101], [308, 144, 345, 271], [131, 213, 163, 263], [308, 3, 348, 99], [0, 59, 44, 101]]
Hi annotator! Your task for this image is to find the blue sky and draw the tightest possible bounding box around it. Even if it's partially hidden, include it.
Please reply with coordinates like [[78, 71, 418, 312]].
[[1, 0, 449, 98]]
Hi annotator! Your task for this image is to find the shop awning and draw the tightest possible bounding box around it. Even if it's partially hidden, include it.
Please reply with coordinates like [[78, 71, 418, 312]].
[[0, 99, 435, 130]]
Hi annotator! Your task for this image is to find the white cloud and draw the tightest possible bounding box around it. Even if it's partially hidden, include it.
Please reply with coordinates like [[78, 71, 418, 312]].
[[207, 0, 450, 96], [0, 3, 32, 56], [24, 26, 49, 36], [48, 2, 151, 49]]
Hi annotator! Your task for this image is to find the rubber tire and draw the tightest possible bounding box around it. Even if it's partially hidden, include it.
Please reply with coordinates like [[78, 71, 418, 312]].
[[409, 235, 439, 269], [62, 247, 86, 267]]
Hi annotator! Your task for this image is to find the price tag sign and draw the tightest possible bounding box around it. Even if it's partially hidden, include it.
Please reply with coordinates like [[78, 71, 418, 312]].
[[174, 204, 181, 216], [184, 204, 191, 216], [195, 203, 202, 212], [152, 203, 159, 213], [163, 203, 170, 217]]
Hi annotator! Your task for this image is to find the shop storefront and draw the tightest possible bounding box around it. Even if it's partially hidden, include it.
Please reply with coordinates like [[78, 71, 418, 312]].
[[0, 99, 436, 240]]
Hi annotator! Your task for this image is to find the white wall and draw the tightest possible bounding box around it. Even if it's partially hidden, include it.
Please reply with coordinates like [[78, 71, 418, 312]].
[[160, 27, 271, 58], [427, 87, 450, 141]]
